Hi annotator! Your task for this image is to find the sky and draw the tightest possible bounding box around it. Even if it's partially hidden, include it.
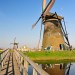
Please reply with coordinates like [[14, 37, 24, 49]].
[[0, 0, 75, 49]]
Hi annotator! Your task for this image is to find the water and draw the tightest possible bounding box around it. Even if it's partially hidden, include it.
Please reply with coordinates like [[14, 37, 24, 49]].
[[41, 63, 75, 75], [28, 61, 75, 75]]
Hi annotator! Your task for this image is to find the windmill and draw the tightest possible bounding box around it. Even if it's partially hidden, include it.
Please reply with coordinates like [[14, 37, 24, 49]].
[[32, 0, 71, 50], [10, 37, 19, 49]]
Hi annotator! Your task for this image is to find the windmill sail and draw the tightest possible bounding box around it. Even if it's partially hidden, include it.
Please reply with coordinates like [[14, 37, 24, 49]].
[[32, 0, 56, 29], [42, 0, 46, 12], [43, 0, 55, 16]]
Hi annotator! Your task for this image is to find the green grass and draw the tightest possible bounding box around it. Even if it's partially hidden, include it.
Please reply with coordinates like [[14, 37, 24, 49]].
[[23, 50, 75, 61], [9, 50, 14, 52], [0, 50, 3, 53]]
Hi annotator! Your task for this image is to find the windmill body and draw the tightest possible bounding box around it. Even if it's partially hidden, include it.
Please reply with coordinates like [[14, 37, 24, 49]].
[[42, 13, 65, 50]]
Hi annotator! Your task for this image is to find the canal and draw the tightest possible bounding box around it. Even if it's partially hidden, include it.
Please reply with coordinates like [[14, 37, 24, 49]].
[[28, 61, 75, 75]]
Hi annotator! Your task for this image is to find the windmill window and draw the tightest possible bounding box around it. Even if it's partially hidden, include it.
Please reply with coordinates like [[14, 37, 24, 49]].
[[60, 44, 65, 50]]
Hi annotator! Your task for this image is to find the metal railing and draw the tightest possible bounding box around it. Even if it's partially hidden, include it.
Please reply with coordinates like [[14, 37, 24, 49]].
[[14, 50, 49, 75]]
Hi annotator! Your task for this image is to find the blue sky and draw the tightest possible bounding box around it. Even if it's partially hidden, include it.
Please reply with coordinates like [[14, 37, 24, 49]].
[[0, 0, 75, 49]]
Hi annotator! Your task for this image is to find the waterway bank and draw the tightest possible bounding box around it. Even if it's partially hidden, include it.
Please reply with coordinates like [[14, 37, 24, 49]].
[[0, 50, 3, 53], [23, 50, 75, 61]]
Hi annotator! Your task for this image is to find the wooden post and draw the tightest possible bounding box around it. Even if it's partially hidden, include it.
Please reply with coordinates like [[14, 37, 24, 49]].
[[20, 56, 23, 72], [0, 54, 1, 72], [24, 59, 28, 75], [33, 68, 37, 75], [18, 55, 21, 67], [21, 56, 23, 63], [1, 54, 3, 68]]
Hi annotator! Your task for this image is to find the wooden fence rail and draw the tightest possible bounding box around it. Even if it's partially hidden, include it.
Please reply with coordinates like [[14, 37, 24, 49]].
[[14, 49, 49, 75], [0, 49, 9, 71]]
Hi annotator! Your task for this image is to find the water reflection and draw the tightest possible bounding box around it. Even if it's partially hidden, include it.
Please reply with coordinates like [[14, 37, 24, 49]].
[[42, 63, 72, 75], [66, 63, 72, 75], [28, 62, 75, 75]]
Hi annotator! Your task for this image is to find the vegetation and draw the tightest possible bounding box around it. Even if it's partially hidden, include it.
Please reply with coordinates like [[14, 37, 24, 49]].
[[9, 50, 14, 52], [23, 50, 75, 61], [0, 50, 3, 53]]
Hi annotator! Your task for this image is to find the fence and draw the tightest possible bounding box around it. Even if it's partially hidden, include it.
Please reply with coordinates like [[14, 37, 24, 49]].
[[0, 49, 9, 71], [14, 50, 49, 75]]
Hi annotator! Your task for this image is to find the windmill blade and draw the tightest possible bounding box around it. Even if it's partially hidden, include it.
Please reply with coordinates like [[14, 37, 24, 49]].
[[61, 21, 70, 48], [54, 12, 66, 35], [66, 63, 72, 75], [62, 18, 71, 48], [14, 37, 16, 43], [38, 20, 43, 49], [32, 0, 56, 29], [32, 16, 41, 29], [42, 0, 55, 16], [55, 12, 71, 49], [42, 0, 46, 12], [10, 43, 14, 44], [63, 18, 67, 34], [17, 42, 19, 48], [44, 0, 55, 16]]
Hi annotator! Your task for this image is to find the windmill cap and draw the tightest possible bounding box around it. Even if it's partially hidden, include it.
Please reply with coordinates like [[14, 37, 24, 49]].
[[45, 12, 63, 20]]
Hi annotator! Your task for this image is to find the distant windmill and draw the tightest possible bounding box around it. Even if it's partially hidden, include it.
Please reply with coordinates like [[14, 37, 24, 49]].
[[10, 37, 19, 49], [32, 0, 71, 50]]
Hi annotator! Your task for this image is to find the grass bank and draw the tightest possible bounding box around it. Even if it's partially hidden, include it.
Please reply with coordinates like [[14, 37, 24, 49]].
[[23, 50, 75, 61], [0, 50, 3, 53]]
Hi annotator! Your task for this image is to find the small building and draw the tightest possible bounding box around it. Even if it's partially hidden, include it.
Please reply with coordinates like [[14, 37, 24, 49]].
[[18, 45, 30, 52]]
